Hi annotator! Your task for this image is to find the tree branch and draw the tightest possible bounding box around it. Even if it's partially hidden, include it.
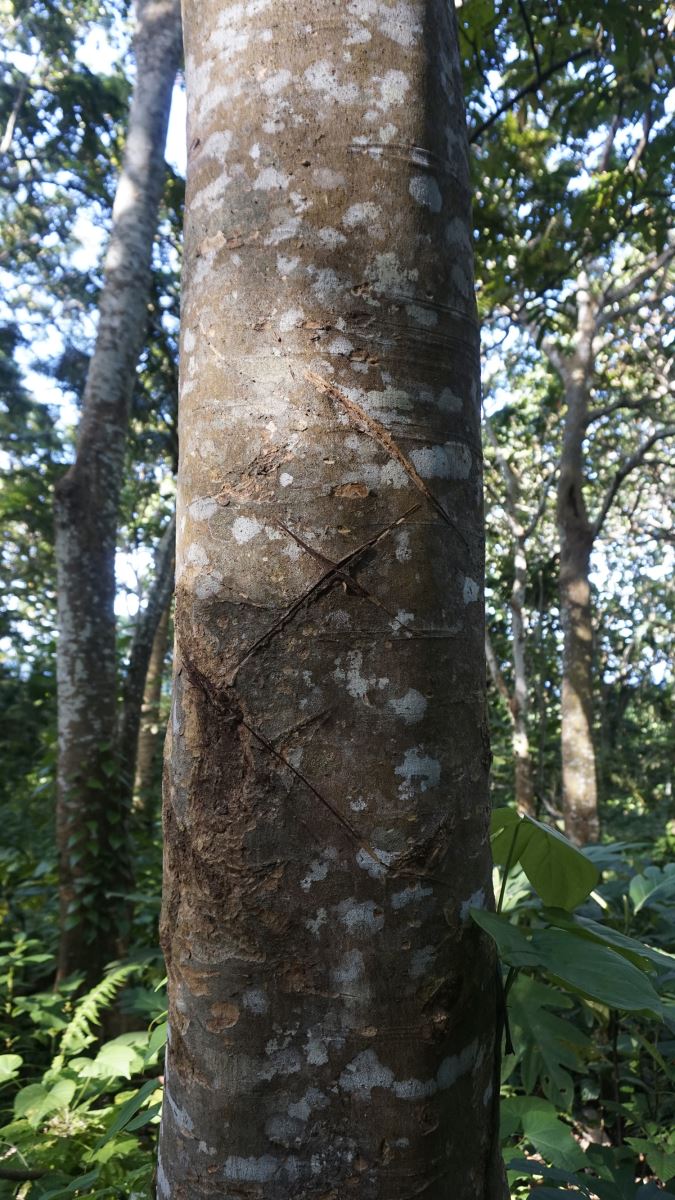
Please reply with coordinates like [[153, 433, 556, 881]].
[[469, 46, 595, 144], [592, 427, 675, 539]]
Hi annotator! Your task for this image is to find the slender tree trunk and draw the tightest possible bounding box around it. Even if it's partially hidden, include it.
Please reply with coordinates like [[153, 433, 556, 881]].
[[53, 0, 182, 983], [133, 601, 171, 820], [158, 2, 504, 1197], [556, 276, 600, 845], [511, 535, 535, 815], [119, 514, 176, 812]]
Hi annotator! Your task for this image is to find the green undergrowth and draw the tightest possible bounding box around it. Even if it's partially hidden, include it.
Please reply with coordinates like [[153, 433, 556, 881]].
[[0, 818, 673, 1197]]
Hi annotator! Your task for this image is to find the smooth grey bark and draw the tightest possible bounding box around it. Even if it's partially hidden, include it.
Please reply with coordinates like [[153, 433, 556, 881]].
[[53, 0, 182, 982], [133, 600, 172, 820], [550, 275, 600, 845], [158, 3, 504, 1198], [119, 513, 176, 812], [484, 421, 539, 816]]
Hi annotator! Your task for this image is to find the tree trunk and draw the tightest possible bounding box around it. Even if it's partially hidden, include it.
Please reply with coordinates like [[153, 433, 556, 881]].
[[511, 536, 535, 816], [158, 3, 504, 1197], [557, 276, 599, 845], [119, 514, 176, 813], [133, 601, 172, 821], [53, 0, 182, 983]]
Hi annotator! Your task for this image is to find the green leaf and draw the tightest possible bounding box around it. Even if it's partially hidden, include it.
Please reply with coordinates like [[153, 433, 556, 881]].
[[626, 1139, 675, 1183], [469, 909, 543, 967], [507, 975, 590, 1108], [531, 930, 664, 1016], [94, 1078, 158, 1149], [0, 1053, 22, 1083], [630, 866, 675, 914], [491, 809, 599, 909], [545, 909, 675, 973], [521, 1105, 586, 1171], [14, 1078, 76, 1127], [94, 1040, 144, 1079], [145, 1021, 167, 1063]]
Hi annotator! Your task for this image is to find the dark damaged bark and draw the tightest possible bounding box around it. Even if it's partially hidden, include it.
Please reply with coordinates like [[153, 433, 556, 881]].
[[53, 0, 182, 983], [158, 2, 504, 1197]]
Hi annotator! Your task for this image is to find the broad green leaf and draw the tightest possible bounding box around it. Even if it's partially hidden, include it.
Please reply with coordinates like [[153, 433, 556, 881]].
[[14, 1078, 76, 1127], [544, 909, 675, 973], [94, 1039, 144, 1079], [491, 809, 599, 909], [531, 930, 663, 1016], [630, 867, 675, 914], [521, 1105, 586, 1171], [0, 1053, 22, 1083], [626, 1139, 675, 1183], [469, 909, 543, 967], [507, 975, 590, 1108]]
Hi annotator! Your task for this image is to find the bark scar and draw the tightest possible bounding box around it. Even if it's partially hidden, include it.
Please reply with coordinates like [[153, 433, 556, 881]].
[[276, 518, 411, 632], [229, 501, 420, 684], [305, 369, 471, 552]]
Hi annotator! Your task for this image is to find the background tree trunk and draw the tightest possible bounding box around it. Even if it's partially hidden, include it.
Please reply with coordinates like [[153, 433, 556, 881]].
[[158, 2, 504, 1197], [133, 600, 172, 822], [53, 0, 182, 983], [556, 276, 600, 845], [119, 514, 176, 814]]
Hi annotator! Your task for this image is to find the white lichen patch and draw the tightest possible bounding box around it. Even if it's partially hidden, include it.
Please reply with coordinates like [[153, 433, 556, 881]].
[[277, 254, 300, 275], [406, 302, 438, 327], [390, 882, 433, 910], [409, 944, 436, 978], [264, 216, 301, 245], [394, 529, 411, 561], [304, 1033, 329, 1066], [288, 1088, 329, 1121], [305, 907, 327, 937], [304, 60, 360, 105], [278, 307, 305, 333], [313, 167, 346, 189], [393, 1077, 437, 1099], [232, 516, 262, 544], [279, 471, 293, 487], [188, 496, 219, 521], [437, 1039, 478, 1089], [317, 226, 347, 248], [374, 69, 410, 111], [223, 1156, 279, 1183], [261, 67, 293, 95], [333, 650, 389, 701], [328, 335, 353, 356], [388, 687, 428, 724], [332, 948, 365, 985], [300, 859, 329, 892], [336, 898, 385, 936], [355, 847, 397, 879], [342, 201, 382, 228], [339, 1050, 394, 1097], [439, 386, 463, 412], [242, 988, 269, 1015], [409, 174, 443, 213], [409, 442, 472, 480], [460, 887, 486, 924], [365, 251, 418, 297], [462, 576, 480, 604], [254, 166, 290, 190], [395, 748, 441, 800]]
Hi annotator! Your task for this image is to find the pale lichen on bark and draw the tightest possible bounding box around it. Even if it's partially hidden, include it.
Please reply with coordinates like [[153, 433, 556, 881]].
[[159, 1, 503, 1196]]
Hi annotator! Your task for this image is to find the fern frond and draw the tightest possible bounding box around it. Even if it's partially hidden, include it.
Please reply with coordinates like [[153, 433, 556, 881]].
[[51, 961, 138, 1071]]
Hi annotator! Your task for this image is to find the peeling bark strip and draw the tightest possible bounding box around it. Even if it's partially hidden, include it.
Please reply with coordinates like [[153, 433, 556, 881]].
[[53, 0, 182, 982], [159, 3, 503, 1197]]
